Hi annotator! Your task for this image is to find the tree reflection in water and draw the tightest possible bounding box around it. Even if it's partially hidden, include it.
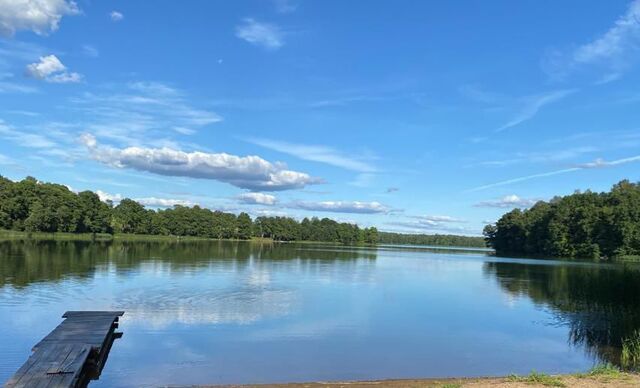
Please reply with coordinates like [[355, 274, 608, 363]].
[[484, 260, 640, 367], [0, 240, 377, 288]]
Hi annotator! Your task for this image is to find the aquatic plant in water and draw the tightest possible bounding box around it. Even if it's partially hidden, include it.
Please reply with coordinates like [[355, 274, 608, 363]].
[[621, 329, 640, 370]]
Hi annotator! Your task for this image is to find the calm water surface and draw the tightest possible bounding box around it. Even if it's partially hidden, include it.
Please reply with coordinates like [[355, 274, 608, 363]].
[[1, 240, 639, 387]]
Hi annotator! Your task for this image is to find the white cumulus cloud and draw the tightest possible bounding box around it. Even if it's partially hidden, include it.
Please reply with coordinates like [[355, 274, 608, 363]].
[[47, 71, 82, 83], [238, 192, 278, 205], [236, 18, 284, 50], [25, 54, 64, 78], [96, 190, 122, 203], [135, 197, 193, 208], [0, 0, 79, 36], [81, 134, 320, 191], [96, 190, 194, 208], [25, 54, 82, 83]]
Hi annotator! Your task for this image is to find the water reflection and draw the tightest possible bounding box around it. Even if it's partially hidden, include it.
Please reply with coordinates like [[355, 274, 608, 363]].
[[0, 240, 377, 288], [2, 241, 640, 385], [484, 260, 640, 366]]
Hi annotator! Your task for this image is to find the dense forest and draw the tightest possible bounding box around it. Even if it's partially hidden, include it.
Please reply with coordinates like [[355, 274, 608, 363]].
[[484, 180, 640, 259], [378, 232, 485, 247], [0, 176, 380, 245]]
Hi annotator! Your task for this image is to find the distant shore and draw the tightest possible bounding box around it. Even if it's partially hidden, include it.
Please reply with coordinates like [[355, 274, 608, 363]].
[[0, 229, 220, 242], [0, 230, 481, 250], [0, 229, 368, 244], [207, 371, 640, 388]]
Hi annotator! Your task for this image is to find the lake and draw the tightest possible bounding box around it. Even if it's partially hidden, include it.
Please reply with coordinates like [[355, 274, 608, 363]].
[[1, 240, 639, 387]]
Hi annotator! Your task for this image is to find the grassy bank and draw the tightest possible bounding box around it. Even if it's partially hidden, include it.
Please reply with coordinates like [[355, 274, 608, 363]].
[[0, 229, 241, 242], [0, 230, 361, 245], [0, 230, 392, 247], [0, 229, 113, 241], [209, 370, 640, 388]]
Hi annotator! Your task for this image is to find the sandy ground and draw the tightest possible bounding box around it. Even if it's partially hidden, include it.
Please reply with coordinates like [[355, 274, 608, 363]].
[[203, 373, 640, 388]]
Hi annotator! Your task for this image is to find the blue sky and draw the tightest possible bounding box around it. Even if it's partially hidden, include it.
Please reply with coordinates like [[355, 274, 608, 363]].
[[1, 0, 639, 236]]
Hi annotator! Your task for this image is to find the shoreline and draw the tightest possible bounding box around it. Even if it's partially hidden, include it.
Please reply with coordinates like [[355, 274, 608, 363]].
[[204, 372, 640, 388], [0, 229, 487, 249]]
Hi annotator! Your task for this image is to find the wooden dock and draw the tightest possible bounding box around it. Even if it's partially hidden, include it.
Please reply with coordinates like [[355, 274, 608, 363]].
[[5, 311, 124, 388]]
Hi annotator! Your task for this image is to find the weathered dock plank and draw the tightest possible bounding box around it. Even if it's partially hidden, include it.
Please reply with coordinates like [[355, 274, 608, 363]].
[[5, 311, 124, 388]]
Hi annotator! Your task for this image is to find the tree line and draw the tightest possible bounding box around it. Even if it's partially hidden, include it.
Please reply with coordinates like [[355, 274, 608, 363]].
[[0, 176, 380, 244], [378, 231, 485, 247], [484, 180, 640, 259]]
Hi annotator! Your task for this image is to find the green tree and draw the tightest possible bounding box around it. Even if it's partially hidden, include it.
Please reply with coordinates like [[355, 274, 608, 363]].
[[24, 201, 57, 232], [112, 199, 150, 234], [237, 212, 253, 240], [486, 180, 640, 259], [77, 191, 112, 234], [363, 227, 379, 244]]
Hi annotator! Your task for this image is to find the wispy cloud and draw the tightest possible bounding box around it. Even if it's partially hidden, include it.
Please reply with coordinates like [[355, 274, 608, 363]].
[[0, 0, 79, 36], [25, 54, 82, 83], [82, 45, 99, 58], [69, 81, 221, 145], [0, 119, 57, 148], [0, 79, 38, 94], [274, 0, 298, 14], [248, 138, 377, 173], [236, 18, 284, 50], [458, 84, 504, 104], [469, 154, 640, 191], [349, 173, 376, 188], [413, 215, 465, 223], [81, 134, 321, 191], [575, 155, 640, 168], [385, 219, 478, 235], [5, 110, 40, 116], [469, 168, 582, 192], [110, 11, 124, 22], [172, 127, 196, 135], [385, 214, 468, 233], [573, 1, 640, 72], [0, 41, 45, 92], [0, 152, 14, 165], [545, 0, 640, 80], [496, 89, 576, 132], [289, 200, 389, 214], [475, 195, 539, 208], [309, 95, 397, 108], [471, 146, 599, 168]]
